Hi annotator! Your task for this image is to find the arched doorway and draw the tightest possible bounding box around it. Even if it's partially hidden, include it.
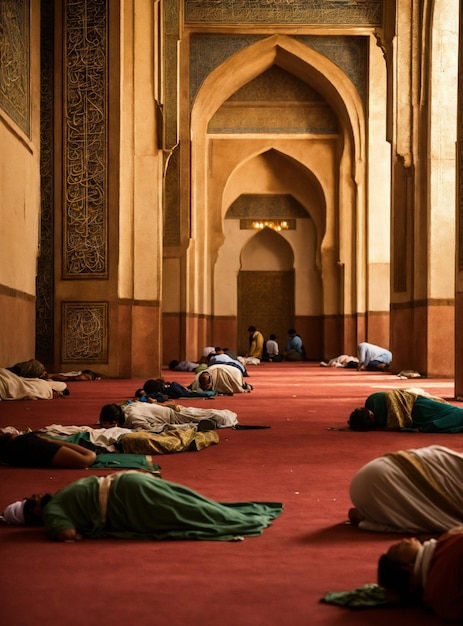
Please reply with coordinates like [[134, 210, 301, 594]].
[[188, 34, 366, 359], [237, 228, 294, 355]]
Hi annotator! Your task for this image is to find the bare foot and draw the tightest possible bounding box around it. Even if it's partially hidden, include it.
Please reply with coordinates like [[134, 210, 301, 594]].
[[348, 507, 365, 524]]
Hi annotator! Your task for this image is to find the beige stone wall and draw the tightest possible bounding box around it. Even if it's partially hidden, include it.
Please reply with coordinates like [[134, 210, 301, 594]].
[[389, 0, 457, 376], [0, 4, 40, 365], [1, 1, 459, 377], [43, 0, 165, 378], [366, 38, 391, 319]]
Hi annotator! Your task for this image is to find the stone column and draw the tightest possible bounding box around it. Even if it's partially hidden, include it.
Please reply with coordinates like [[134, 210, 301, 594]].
[[456, 1, 463, 398]]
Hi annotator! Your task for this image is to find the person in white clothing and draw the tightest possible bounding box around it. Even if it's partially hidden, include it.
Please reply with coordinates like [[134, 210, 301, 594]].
[[349, 445, 463, 534], [99, 400, 238, 432], [264, 334, 283, 362], [357, 341, 392, 371], [190, 363, 252, 395]]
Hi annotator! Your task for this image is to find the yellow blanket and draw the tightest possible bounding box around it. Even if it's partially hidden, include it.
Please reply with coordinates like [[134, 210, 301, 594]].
[[385, 388, 447, 430], [120, 428, 219, 455]]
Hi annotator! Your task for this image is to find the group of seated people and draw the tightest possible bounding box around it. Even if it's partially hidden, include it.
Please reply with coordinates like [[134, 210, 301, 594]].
[[238, 326, 307, 364]]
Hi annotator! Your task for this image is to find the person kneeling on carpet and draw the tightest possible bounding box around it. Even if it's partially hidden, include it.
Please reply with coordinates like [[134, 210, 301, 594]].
[[348, 445, 463, 534], [0, 471, 283, 542], [347, 387, 462, 432]]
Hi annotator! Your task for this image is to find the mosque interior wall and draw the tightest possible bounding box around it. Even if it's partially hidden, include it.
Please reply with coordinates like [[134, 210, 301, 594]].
[[0, 1, 460, 382]]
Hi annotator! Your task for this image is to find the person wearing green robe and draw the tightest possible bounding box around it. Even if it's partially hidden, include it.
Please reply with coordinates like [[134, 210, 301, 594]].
[[348, 388, 463, 432], [3, 471, 283, 542]]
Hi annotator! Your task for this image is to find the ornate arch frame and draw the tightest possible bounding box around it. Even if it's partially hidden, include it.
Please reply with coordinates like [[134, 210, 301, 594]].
[[188, 34, 366, 352]]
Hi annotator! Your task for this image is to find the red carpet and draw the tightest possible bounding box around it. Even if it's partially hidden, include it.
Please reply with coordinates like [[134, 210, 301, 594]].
[[0, 363, 458, 625]]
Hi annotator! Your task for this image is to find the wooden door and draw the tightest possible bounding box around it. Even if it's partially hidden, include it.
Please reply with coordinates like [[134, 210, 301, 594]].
[[237, 270, 294, 356]]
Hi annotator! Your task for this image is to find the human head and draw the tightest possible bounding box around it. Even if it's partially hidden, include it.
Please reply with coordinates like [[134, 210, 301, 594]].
[[23, 494, 52, 525], [82, 369, 99, 380], [248, 326, 256, 333], [348, 407, 375, 431], [0, 431, 16, 444], [99, 404, 125, 428], [199, 371, 213, 391], [17, 359, 47, 379], [168, 360, 179, 371], [269, 334, 277, 340], [2, 493, 51, 526], [1, 499, 26, 524], [287, 328, 296, 336], [378, 538, 422, 603], [143, 378, 164, 394]]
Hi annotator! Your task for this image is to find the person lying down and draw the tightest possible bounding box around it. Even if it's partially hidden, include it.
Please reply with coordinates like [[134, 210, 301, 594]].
[[98, 400, 238, 432], [38, 423, 219, 455], [348, 387, 463, 433], [1, 470, 283, 542]]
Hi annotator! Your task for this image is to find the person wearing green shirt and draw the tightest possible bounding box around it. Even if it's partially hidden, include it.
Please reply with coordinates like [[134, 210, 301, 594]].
[[2, 471, 283, 542]]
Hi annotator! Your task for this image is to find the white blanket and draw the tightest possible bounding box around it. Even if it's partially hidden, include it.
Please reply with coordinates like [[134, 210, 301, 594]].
[[39, 425, 133, 452], [0, 368, 67, 400]]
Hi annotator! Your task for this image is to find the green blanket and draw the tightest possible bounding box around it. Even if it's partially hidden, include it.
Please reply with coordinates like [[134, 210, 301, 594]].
[[322, 584, 390, 608], [91, 453, 161, 474]]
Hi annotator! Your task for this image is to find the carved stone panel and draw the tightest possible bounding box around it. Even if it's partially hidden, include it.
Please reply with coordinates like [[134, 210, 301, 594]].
[[63, 0, 108, 278], [0, 0, 30, 136], [184, 0, 383, 26], [61, 301, 108, 362], [36, 0, 55, 365]]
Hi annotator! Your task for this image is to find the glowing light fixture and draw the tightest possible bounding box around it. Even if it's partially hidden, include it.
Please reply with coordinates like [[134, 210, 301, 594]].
[[251, 220, 290, 231], [239, 218, 296, 231]]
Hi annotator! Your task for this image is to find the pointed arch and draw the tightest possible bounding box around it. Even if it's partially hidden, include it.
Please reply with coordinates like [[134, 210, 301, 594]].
[[222, 148, 326, 269], [187, 32, 367, 359], [191, 34, 365, 161], [240, 227, 295, 271]]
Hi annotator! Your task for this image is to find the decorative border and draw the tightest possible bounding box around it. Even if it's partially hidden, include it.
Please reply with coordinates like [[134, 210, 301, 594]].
[[185, 0, 383, 26], [36, 0, 55, 364], [190, 35, 367, 107], [0, 0, 30, 136], [63, 0, 108, 278]]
